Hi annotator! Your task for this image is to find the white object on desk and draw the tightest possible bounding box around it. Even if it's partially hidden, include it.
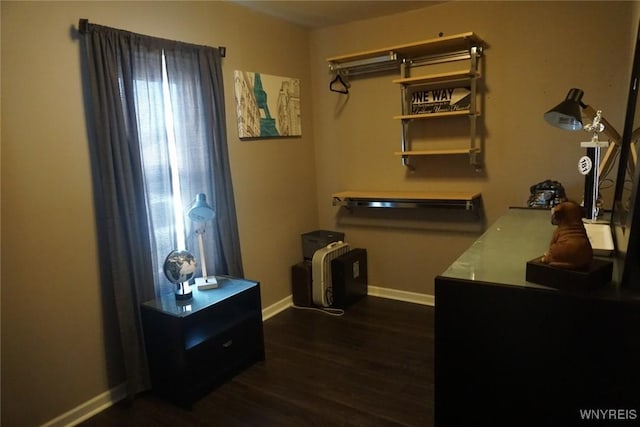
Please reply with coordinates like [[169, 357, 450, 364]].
[[197, 276, 218, 290], [583, 222, 615, 256]]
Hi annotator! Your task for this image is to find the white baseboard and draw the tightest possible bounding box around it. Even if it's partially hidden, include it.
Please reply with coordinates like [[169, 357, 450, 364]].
[[367, 285, 435, 306], [260, 286, 434, 320], [262, 294, 293, 320], [41, 383, 127, 427], [44, 286, 433, 426]]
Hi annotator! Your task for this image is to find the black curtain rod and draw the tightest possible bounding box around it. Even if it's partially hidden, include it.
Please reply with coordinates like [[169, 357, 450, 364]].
[[77, 18, 226, 58]]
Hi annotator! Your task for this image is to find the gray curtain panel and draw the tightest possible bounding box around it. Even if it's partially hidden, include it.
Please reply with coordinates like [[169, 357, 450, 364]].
[[81, 23, 243, 398]]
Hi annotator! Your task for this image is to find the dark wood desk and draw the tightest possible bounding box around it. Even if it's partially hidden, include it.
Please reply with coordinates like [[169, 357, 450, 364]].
[[435, 208, 640, 426], [141, 276, 264, 407]]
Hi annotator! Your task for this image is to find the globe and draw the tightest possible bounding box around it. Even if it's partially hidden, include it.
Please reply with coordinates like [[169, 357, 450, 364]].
[[163, 249, 197, 285]]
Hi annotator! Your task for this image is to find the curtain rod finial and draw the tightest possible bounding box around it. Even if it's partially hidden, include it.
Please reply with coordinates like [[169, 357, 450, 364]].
[[79, 18, 89, 34]]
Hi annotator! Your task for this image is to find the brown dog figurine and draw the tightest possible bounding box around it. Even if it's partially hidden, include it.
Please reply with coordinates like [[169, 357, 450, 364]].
[[540, 201, 593, 270]]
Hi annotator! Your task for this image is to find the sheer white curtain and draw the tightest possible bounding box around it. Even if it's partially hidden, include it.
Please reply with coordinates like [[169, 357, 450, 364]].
[[134, 47, 223, 296], [81, 23, 242, 397]]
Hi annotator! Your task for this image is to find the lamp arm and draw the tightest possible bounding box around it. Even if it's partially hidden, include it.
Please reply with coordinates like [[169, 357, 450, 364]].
[[596, 124, 639, 184]]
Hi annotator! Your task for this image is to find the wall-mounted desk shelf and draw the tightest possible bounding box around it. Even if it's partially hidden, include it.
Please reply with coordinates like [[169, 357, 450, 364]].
[[393, 148, 480, 157], [332, 191, 481, 211]]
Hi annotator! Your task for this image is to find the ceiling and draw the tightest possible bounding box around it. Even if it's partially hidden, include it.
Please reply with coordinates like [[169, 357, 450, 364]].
[[231, 1, 446, 28]]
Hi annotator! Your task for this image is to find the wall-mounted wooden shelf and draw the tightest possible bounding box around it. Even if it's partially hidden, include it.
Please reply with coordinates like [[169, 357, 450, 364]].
[[394, 148, 480, 156], [332, 191, 481, 211], [392, 70, 478, 86], [327, 32, 484, 67], [326, 32, 485, 171], [394, 110, 478, 120]]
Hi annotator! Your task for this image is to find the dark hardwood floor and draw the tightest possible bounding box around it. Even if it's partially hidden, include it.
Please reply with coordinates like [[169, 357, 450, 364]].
[[80, 296, 434, 426]]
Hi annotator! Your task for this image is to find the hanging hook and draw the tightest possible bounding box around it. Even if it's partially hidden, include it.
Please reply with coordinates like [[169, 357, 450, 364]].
[[329, 72, 350, 94]]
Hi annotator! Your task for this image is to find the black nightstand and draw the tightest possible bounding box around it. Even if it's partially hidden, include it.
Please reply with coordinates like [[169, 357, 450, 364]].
[[140, 276, 265, 407]]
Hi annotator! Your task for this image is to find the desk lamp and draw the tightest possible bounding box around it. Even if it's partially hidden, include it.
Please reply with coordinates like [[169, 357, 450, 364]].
[[188, 193, 218, 289], [544, 88, 620, 221]]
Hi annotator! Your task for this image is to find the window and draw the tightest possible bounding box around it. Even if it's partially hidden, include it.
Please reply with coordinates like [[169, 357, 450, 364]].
[[135, 55, 187, 251], [129, 49, 220, 295]]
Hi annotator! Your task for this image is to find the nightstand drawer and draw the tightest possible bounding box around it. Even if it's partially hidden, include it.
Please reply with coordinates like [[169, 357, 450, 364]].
[[186, 314, 263, 378], [179, 315, 263, 402]]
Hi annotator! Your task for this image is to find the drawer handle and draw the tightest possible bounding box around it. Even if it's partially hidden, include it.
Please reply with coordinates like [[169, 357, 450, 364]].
[[222, 339, 233, 348]]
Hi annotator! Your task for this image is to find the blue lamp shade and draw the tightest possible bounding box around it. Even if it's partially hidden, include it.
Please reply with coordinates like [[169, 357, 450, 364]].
[[544, 88, 585, 131], [188, 193, 215, 222]]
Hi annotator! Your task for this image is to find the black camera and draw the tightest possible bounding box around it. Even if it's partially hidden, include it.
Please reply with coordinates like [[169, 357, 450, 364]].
[[527, 179, 567, 208]]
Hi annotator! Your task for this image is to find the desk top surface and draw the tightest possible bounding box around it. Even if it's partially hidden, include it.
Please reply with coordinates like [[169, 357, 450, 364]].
[[439, 208, 639, 300], [141, 276, 259, 317]]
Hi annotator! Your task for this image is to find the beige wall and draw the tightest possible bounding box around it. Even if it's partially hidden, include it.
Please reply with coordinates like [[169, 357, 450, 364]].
[[310, 1, 635, 295], [1, 1, 638, 426], [1, 1, 316, 426]]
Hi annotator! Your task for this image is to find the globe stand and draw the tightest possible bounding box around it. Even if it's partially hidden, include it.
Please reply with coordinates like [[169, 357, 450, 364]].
[[175, 282, 192, 300]]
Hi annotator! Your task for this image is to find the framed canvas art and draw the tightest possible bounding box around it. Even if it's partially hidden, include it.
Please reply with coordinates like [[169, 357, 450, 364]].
[[233, 70, 301, 139]]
